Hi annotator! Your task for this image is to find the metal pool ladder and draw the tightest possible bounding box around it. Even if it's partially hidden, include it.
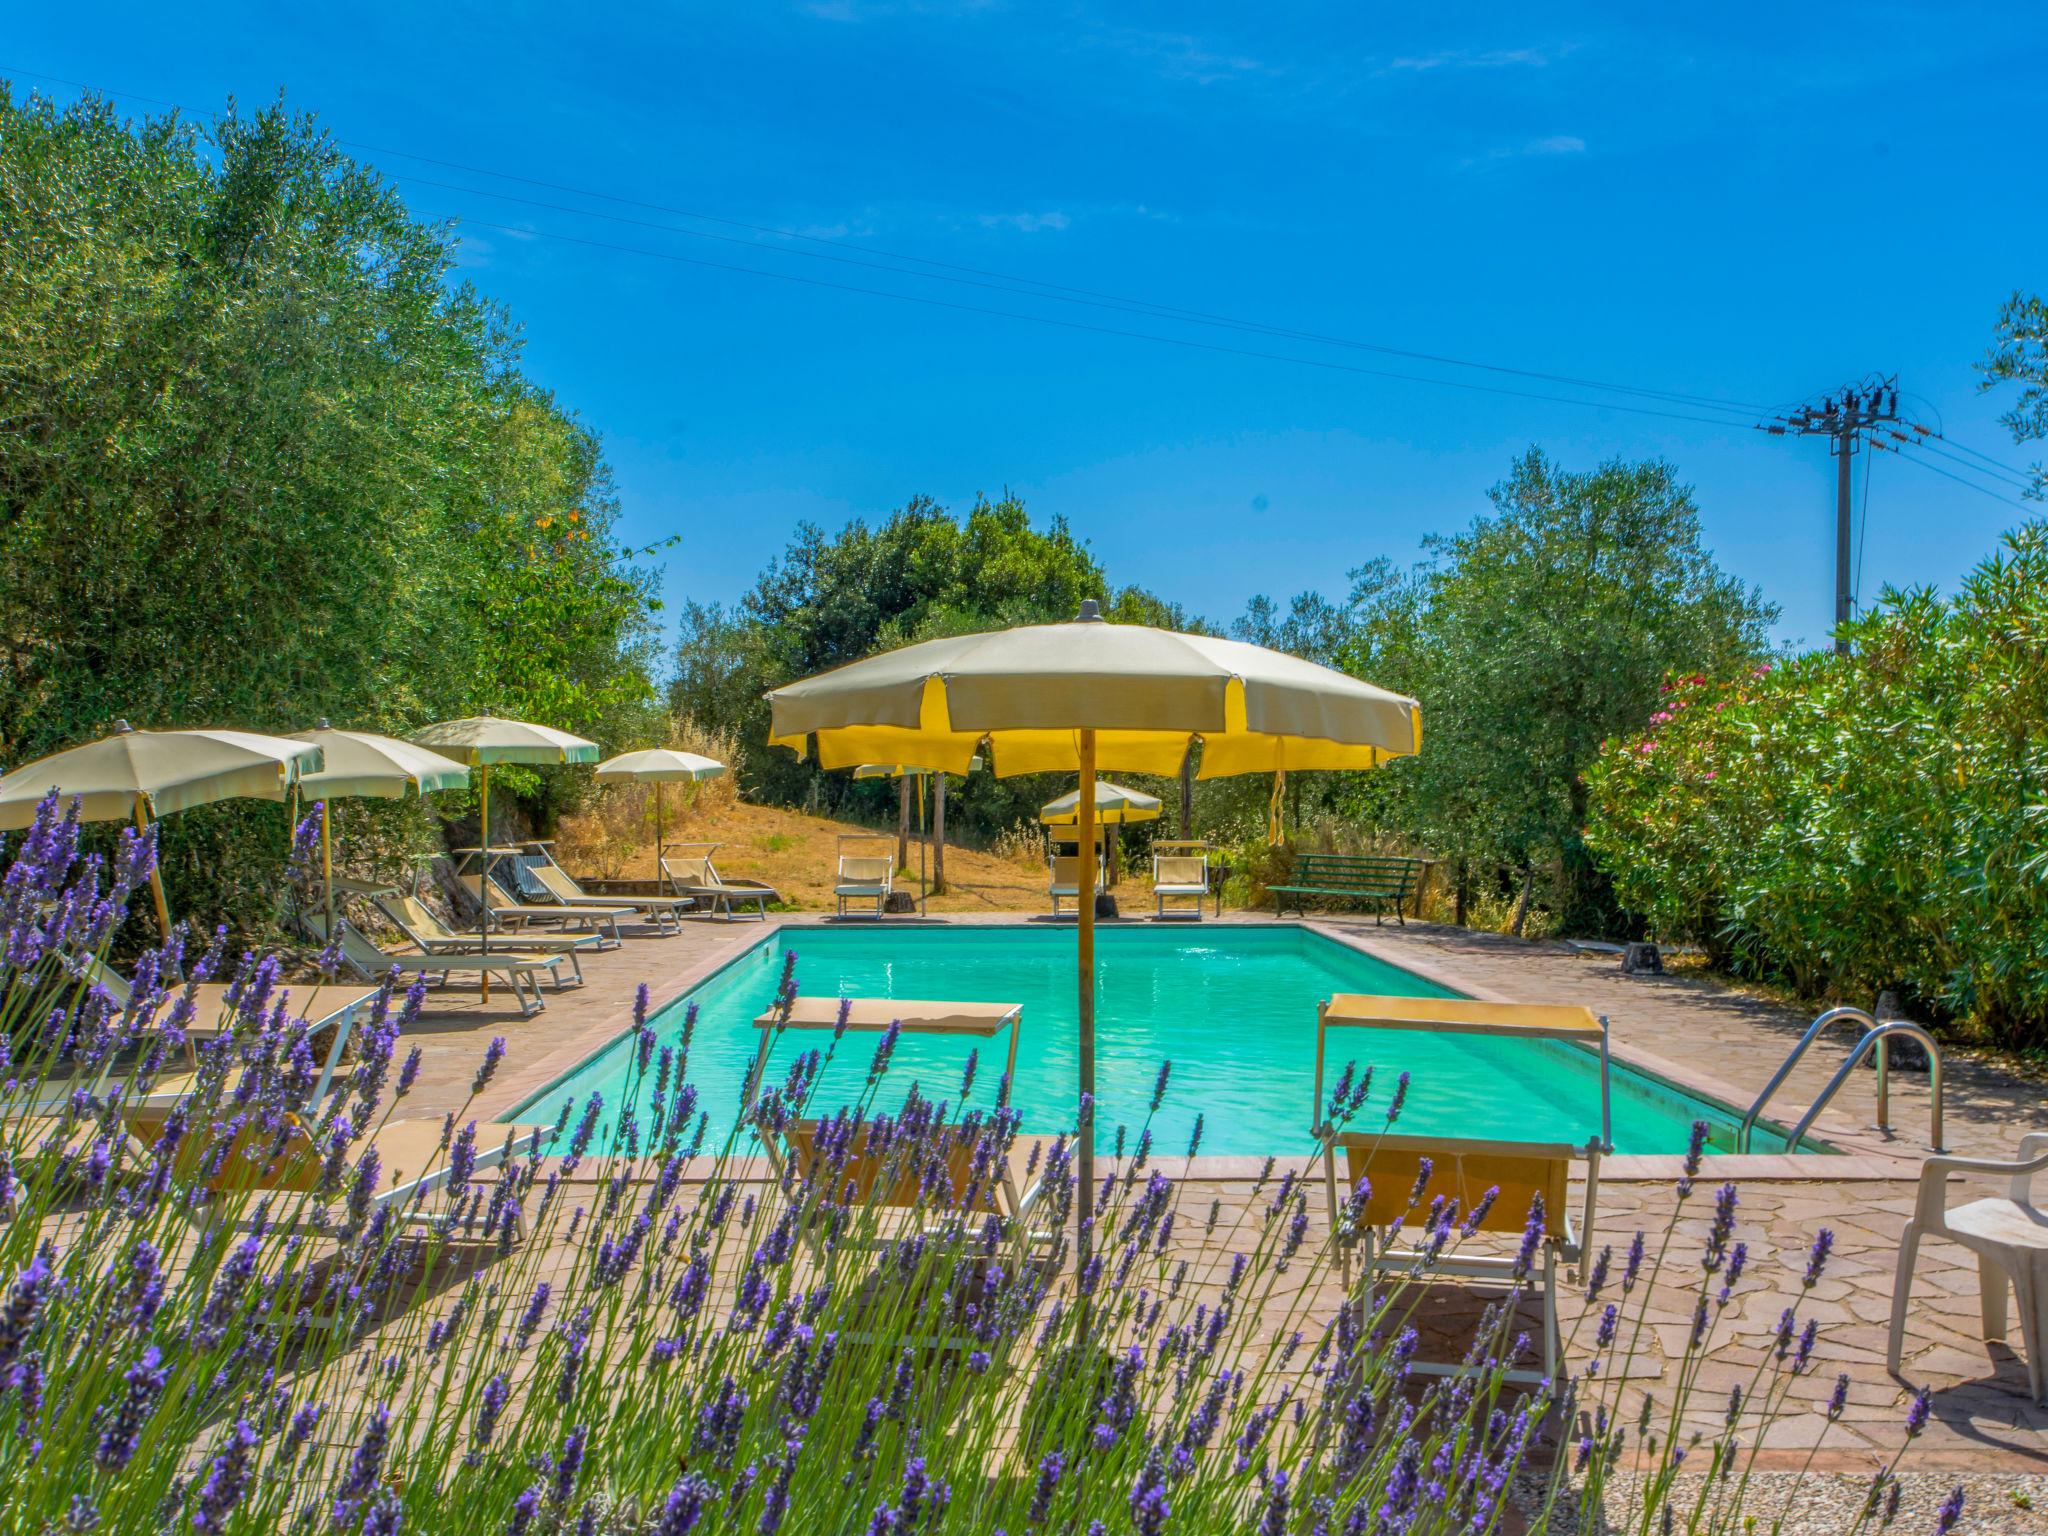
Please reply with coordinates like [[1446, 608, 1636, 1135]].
[[1736, 1005, 1945, 1153]]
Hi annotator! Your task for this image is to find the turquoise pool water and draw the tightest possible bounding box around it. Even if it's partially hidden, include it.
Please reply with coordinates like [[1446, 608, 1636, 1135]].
[[509, 926, 1811, 1157]]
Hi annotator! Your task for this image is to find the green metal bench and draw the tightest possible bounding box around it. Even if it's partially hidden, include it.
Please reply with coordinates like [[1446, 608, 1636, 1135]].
[[1269, 854, 1427, 925]]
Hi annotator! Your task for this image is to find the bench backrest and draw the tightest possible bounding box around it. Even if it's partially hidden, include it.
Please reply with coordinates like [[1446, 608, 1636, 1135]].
[[1154, 854, 1208, 887], [838, 856, 894, 884], [1336, 1132, 1574, 1240], [1293, 854, 1423, 891], [380, 892, 457, 944]]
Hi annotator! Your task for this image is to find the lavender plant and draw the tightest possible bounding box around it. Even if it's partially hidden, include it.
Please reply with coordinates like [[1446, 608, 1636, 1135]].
[[0, 793, 1949, 1533]]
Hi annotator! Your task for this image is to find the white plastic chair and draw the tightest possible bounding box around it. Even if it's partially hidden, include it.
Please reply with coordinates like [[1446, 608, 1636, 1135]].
[[1888, 1132, 2048, 1405]]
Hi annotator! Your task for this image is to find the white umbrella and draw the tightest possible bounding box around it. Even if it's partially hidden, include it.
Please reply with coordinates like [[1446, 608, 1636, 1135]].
[[1039, 780, 1163, 826], [0, 720, 324, 937], [292, 722, 471, 938], [591, 748, 726, 873], [411, 715, 600, 998], [768, 600, 1420, 1256]]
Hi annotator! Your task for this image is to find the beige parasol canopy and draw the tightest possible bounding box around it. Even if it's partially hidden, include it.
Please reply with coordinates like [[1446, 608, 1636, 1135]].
[[0, 720, 324, 938], [767, 600, 1421, 1262], [593, 749, 727, 873], [411, 715, 601, 996], [769, 603, 1419, 777], [293, 725, 471, 800], [1039, 780, 1163, 827], [0, 722, 324, 829], [293, 724, 472, 936]]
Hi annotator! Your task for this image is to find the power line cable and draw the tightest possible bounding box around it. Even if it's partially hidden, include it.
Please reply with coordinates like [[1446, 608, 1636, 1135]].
[[1882, 440, 2031, 509], [437, 211, 1765, 428], [3, 62, 1777, 418]]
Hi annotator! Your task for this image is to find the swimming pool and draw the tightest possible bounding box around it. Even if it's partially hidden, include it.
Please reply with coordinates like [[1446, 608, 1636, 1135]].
[[508, 925, 1818, 1157]]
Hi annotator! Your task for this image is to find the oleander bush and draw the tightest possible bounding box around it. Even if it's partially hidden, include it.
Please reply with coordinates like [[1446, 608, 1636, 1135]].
[[0, 793, 1947, 1533], [1586, 521, 2048, 1051]]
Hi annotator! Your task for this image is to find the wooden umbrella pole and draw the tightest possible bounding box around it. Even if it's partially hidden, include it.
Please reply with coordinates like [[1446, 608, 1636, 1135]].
[[479, 764, 492, 1001], [135, 800, 172, 941], [655, 780, 664, 877], [1076, 728, 1098, 1268], [322, 798, 336, 941]]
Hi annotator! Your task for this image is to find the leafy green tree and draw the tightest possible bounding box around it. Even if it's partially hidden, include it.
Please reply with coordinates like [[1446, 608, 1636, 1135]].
[[0, 87, 659, 936], [1226, 452, 1775, 933], [1982, 291, 2048, 498], [672, 495, 1183, 837]]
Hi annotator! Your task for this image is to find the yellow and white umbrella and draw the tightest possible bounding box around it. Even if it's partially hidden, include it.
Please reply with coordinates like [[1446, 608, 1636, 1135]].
[[591, 748, 726, 872], [1038, 780, 1162, 827], [768, 600, 1420, 1251], [0, 720, 325, 937], [292, 723, 471, 938], [411, 715, 600, 996]]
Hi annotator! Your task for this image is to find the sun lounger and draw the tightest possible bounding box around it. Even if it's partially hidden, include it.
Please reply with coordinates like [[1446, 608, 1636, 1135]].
[[372, 890, 593, 985], [307, 914, 565, 1019], [1313, 994, 1610, 1383], [41, 959, 374, 1116], [660, 845, 779, 920], [123, 1106, 555, 1239], [1048, 852, 1104, 916], [1151, 851, 1210, 920], [751, 997, 1050, 1261], [516, 843, 693, 933], [455, 873, 628, 947], [835, 853, 895, 917]]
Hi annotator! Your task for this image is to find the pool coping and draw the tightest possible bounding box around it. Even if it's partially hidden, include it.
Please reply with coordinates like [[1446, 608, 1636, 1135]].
[[488, 914, 1926, 1185]]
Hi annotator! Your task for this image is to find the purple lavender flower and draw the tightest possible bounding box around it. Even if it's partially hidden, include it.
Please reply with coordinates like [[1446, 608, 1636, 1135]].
[[1385, 1071, 1410, 1125], [635, 982, 652, 1027], [1028, 1451, 1065, 1528], [508, 1485, 543, 1536], [1934, 1484, 1966, 1534], [552, 1424, 588, 1504], [0, 1250, 53, 1370], [1128, 1452, 1170, 1536], [1511, 1194, 1546, 1279], [960, 1048, 979, 1101], [657, 1474, 713, 1536], [1149, 1060, 1172, 1113], [1904, 1385, 1931, 1437], [1804, 1228, 1835, 1288], [1677, 1118, 1708, 1196], [191, 1419, 258, 1532], [94, 1346, 166, 1472], [1826, 1372, 1850, 1420], [1186, 1113, 1204, 1158], [1622, 1229, 1646, 1293], [475, 1374, 510, 1449], [473, 1037, 506, 1095], [1257, 1468, 1289, 1536], [1704, 1181, 1738, 1271]]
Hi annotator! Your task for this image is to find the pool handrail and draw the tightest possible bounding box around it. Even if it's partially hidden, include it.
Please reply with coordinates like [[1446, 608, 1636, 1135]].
[[1313, 994, 1613, 1155], [1735, 1006, 1945, 1152]]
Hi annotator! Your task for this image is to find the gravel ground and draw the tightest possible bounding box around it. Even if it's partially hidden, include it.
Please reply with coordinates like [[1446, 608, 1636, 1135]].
[[1509, 1469, 2048, 1533]]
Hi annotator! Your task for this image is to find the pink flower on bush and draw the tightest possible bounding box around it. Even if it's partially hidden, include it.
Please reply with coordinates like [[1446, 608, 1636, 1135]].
[[1702, 770, 1716, 781]]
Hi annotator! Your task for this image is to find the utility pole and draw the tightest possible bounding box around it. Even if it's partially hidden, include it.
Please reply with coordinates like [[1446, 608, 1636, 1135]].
[[1761, 377, 1902, 655]]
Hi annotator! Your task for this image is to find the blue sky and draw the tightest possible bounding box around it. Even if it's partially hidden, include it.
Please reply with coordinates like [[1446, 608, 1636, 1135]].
[[10, 5, 2045, 650]]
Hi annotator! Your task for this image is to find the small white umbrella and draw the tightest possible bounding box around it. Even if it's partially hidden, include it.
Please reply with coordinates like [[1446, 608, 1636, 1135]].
[[0, 720, 324, 938], [410, 715, 600, 997], [591, 748, 726, 874], [292, 722, 471, 938]]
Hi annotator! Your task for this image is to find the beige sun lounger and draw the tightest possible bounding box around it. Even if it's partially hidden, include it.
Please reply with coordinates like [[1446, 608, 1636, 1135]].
[[661, 846, 778, 921], [1314, 994, 1610, 1383], [1048, 853, 1105, 916], [752, 997, 1050, 1260], [835, 853, 894, 917], [307, 915, 565, 1019], [373, 890, 594, 986], [456, 873, 628, 947], [1151, 851, 1210, 920], [123, 1106, 555, 1238], [518, 845, 693, 933]]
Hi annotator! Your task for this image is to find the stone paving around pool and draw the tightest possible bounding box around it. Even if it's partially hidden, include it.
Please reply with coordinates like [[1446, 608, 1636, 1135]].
[[381, 910, 2047, 1482]]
